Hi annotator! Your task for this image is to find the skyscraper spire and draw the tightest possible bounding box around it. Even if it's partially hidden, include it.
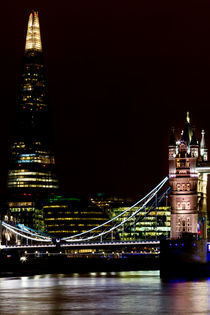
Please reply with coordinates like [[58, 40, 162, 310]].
[[186, 111, 190, 123], [25, 10, 42, 52]]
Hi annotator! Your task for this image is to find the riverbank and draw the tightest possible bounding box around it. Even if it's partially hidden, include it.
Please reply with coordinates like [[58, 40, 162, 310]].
[[0, 253, 159, 277]]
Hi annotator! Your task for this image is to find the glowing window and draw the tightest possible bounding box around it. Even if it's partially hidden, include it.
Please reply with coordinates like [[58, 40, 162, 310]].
[[177, 184, 181, 191]]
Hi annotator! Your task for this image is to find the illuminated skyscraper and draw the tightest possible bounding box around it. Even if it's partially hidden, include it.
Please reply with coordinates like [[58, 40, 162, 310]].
[[7, 11, 58, 229]]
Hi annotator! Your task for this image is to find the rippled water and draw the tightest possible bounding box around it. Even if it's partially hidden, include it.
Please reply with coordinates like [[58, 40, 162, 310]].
[[0, 271, 210, 314]]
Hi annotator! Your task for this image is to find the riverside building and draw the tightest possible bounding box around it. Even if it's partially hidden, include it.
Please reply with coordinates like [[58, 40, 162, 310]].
[[91, 194, 170, 240], [43, 195, 111, 238]]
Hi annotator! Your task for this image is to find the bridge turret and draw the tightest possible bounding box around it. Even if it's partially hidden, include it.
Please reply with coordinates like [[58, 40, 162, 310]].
[[181, 112, 193, 154], [200, 130, 208, 161], [190, 129, 199, 158]]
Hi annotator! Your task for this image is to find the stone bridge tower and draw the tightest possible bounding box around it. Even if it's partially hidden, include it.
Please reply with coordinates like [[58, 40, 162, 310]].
[[169, 113, 208, 239]]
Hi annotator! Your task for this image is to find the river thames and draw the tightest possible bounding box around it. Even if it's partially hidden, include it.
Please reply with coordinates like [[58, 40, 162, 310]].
[[0, 271, 210, 314]]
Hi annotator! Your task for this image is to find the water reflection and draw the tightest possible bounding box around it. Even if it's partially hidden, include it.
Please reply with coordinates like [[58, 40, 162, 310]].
[[0, 271, 210, 314]]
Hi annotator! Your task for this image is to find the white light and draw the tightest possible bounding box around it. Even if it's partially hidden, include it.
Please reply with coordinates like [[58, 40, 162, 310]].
[[20, 256, 27, 262]]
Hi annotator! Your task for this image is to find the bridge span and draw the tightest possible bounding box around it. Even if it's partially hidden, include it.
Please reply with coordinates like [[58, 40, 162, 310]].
[[0, 240, 160, 250]]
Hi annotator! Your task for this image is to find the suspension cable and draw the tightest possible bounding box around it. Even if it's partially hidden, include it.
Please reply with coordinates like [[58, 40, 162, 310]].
[[2, 222, 51, 241], [64, 177, 168, 242], [16, 224, 51, 240], [62, 176, 168, 241], [2, 222, 52, 243]]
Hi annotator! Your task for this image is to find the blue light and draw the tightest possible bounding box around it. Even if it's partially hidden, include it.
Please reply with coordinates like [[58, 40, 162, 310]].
[[17, 160, 34, 163], [20, 154, 36, 157]]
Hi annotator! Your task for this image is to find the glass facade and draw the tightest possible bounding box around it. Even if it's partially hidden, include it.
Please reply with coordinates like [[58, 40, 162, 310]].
[[7, 11, 58, 230], [110, 206, 171, 240], [43, 195, 111, 238], [91, 194, 170, 240]]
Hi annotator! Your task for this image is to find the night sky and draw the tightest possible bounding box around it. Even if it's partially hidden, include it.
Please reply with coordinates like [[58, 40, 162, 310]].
[[1, 0, 210, 201]]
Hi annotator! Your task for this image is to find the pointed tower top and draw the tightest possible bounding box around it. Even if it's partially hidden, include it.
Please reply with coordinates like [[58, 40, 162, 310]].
[[169, 128, 176, 146], [25, 10, 42, 52], [186, 112, 190, 124], [190, 130, 198, 146], [200, 129, 206, 149], [181, 112, 192, 146]]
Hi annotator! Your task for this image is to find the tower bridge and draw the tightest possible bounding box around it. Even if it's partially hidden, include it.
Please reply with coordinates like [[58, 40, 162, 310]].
[[0, 176, 169, 247], [0, 11, 210, 254], [1, 112, 210, 251]]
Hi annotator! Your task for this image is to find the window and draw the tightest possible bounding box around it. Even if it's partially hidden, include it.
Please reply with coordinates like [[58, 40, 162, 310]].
[[181, 203, 186, 210], [177, 202, 181, 209]]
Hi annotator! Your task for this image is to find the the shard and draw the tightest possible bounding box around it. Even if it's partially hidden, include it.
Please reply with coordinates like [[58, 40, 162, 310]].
[[7, 11, 58, 230]]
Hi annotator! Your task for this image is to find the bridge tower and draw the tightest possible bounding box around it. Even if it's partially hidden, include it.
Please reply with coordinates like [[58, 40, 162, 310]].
[[168, 113, 208, 239]]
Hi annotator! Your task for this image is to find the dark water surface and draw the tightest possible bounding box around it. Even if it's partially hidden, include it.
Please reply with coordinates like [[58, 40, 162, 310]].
[[0, 271, 210, 314]]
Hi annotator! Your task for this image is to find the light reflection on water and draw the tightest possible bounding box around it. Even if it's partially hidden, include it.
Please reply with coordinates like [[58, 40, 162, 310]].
[[0, 271, 210, 314]]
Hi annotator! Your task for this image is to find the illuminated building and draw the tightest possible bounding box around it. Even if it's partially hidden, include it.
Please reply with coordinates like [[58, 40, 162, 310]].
[[43, 195, 110, 237], [90, 193, 132, 216], [91, 194, 170, 240], [169, 113, 208, 239], [7, 11, 58, 229], [110, 205, 170, 240]]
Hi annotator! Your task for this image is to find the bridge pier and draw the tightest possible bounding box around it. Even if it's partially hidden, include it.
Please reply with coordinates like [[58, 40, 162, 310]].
[[160, 239, 209, 279]]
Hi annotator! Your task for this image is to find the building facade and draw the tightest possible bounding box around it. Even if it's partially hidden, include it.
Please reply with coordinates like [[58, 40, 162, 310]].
[[169, 113, 208, 239], [110, 206, 170, 240], [7, 11, 58, 230], [43, 195, 111, 238], [91, 194, 170, 240]]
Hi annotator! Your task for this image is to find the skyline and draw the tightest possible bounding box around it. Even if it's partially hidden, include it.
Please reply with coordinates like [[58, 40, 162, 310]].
[[1, 1, 210, 200]]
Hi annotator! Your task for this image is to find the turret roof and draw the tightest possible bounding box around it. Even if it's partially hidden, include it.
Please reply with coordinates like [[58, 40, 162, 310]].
[[181, 112, 192, 146]]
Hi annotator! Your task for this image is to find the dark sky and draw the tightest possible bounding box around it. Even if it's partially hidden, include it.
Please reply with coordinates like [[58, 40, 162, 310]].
[[1, 0, 210, 201]]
